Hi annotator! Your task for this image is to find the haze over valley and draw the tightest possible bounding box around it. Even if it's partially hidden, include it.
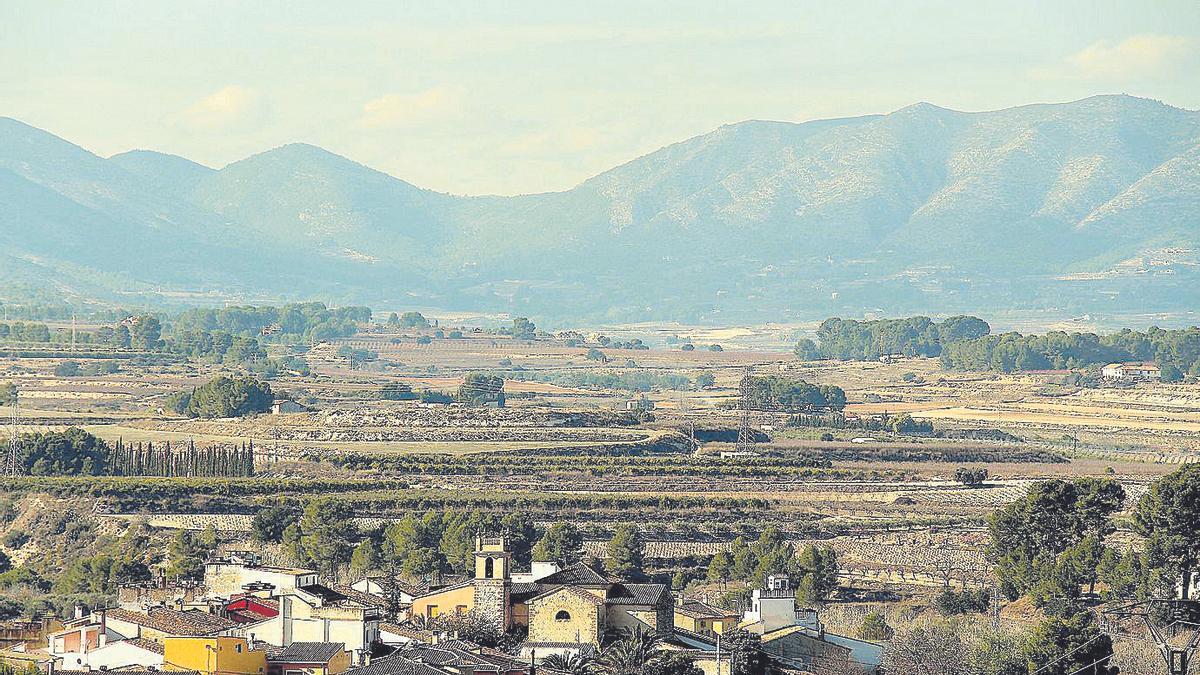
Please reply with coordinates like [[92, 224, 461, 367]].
[[4, 93, 1198, 324]]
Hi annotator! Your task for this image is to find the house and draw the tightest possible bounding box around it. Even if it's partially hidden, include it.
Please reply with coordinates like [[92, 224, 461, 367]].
[[163, 636, 267, 675], [118, 571, 209, 611], [227, 595, 281, 624], [246, 584, 380, 665], [349, 576, 427, 608], [616, 396, 654, 412], [377, 623, 434, 647], [737, 577, 882, 673], [741, 575, 803, 632], [673, 599, 739, 638], [1101, 362, 1161, 381], [63, 637, 164, 671], [47, 618, 109, 661], [756, 625, 883, 674], [390, 641, 528, 675], [272, 400, 308, 415], [0, 617, 64, 651], [343, 653, 453, 675], [104, 607, 237, 641], [205, 552, 320, 598], [266, 642, 350, 675]]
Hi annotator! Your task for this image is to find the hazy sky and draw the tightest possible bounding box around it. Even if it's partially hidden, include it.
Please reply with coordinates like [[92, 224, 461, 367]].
[[4, 0, 1199, 195]]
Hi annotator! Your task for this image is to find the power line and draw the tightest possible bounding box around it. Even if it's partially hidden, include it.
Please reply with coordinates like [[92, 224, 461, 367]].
[[1031, 635, 1105, 675], [1063, 654, 1112, 675]]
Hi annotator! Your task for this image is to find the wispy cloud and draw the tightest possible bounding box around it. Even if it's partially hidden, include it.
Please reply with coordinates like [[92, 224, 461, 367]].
[[1036, 34, 1194, 80], [359, 86, 466, 129], [172, 85, 264, 130]]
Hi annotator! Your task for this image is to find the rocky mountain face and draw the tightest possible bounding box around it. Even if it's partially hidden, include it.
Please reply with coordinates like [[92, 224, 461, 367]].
[[2, 95, 1197, 322]]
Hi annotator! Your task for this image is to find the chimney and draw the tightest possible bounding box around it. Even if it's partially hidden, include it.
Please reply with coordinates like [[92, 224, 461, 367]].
[[73, 605, 84, 620]]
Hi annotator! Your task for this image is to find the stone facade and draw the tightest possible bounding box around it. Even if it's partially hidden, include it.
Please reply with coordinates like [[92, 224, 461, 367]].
[[472, 580, 511, 631], [527, 588, 603, 646]]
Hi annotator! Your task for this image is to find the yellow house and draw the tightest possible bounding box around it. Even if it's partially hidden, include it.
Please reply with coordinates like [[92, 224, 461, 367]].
[[673, 599, 739, 638], [163, 636, 266, 675]]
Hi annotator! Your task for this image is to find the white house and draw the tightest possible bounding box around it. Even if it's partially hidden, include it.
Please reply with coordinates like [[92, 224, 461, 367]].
[[1101, 362, 1161, 381]]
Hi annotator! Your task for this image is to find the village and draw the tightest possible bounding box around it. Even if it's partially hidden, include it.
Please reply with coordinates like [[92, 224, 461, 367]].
[[0, 534, 882, 675]]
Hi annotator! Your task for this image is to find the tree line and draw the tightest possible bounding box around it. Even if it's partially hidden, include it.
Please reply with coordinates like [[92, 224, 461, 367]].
[[741, 375, 846, 411], [940, 326, 1200, 379], [802, 315, 991, 360], [1, 428, 256, 477], [171, 302, 370, 343], [982, 465, 1200, 672], [108, 439, 255, 477]]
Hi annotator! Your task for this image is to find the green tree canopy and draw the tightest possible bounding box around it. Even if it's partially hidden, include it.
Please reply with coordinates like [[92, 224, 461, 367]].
[[605, 524, 645, 579], [1133, 464, 1200, 576], [19, 428, 110, 475], [168, 375, 274, 418], [531, 523, 584, 564]]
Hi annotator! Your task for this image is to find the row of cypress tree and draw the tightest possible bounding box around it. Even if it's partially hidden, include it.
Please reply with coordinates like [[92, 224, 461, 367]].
[[108, 438, 255, 477]]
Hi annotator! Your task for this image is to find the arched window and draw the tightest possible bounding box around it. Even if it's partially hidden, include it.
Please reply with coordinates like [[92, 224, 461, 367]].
[[484, 557, 495, 579], [555, 610, 571, 622]]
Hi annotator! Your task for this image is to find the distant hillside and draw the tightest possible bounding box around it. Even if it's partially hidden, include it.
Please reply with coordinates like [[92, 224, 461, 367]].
[[1, 95, 1198, 322]]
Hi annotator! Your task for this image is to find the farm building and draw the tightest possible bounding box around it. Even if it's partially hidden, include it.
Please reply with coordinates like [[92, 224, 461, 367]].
[[272, 399, 308, 415], [1101, 362, 1161, 381]]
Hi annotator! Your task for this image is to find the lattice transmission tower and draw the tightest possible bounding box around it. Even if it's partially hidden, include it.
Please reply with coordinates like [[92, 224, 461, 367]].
[[6, 389, 20, 477], [735, 368, 756, 453]]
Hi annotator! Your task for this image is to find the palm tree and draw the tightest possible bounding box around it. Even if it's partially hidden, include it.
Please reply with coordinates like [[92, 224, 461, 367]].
[[541, 652, 593, 675], [593, 628, 660, 675]]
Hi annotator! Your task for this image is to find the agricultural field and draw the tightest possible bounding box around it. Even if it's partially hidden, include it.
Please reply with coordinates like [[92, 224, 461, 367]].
[[0, 315, 1197, 675]]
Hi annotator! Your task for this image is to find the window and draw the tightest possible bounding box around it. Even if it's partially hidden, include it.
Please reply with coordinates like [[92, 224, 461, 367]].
[[456, 605, 468, 615], [236, 644, 243, 653], [555, 610, 571, 622], [428, 605, 439, 618], [484, 557, 495, 579]]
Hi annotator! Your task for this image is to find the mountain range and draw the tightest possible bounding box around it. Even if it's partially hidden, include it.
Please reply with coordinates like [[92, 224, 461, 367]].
[[2, 94, 1198, 323]]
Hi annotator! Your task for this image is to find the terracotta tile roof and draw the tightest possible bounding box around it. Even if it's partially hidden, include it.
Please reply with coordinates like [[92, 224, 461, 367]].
[[605, 583, 668, 606], [675, 599, 736, 619], [104, 608, 235, 636], [271, 642, 347, 664], [57, 671, 197, 675], [393, 643, 525, 672], [536, 563, 609, 587], [346, 654, 449, 675], [530, 585, 605, 606], [332, 585, 392, 610], [379, 623, 434, 642], [409, 580, 472, 601], [123, 638, 165, 655], [509, 582, 551, 602]]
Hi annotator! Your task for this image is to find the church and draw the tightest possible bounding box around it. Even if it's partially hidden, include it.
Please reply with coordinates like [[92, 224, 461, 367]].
[[408, 535, 673, 659]]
